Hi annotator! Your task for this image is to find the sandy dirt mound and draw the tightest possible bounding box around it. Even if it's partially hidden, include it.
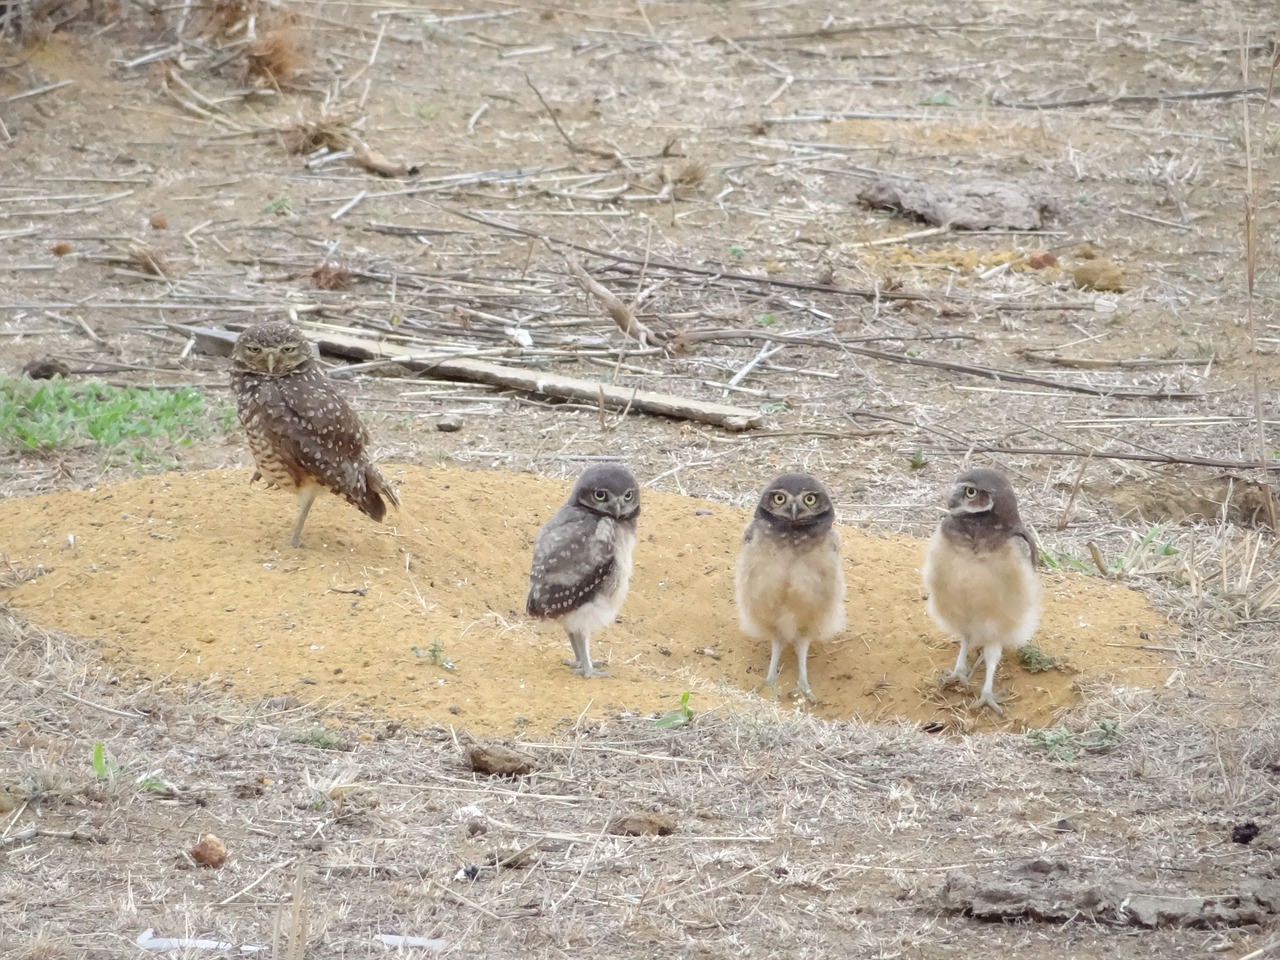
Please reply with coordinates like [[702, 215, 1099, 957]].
[[0, 465, 1168, 732]]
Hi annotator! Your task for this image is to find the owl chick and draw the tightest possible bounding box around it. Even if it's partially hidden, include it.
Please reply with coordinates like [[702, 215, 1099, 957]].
[[230, 321, 400, 548], [922, 468, 1041, 717], [526, 463, 640, 678], [735, 474, 846, 704]]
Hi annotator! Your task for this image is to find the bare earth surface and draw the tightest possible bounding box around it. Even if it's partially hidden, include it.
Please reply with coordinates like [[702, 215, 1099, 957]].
[[2, 1, 1280, 958]]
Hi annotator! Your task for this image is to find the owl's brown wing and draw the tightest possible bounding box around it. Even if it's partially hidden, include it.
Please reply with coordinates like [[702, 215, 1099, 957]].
[[248, 372, 396, 520], [1013, 524, 1040, 568], [526, 508, 616, 619]]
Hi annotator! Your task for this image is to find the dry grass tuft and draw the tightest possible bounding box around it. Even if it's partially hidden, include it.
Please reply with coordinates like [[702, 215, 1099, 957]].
[[247, 28, 306, 89], [127, 244, 170, 277], [308, 260, 353, 290], [192, 0, 256, 39], [280, 116, 357, 155], [664, 158, 709, 199]]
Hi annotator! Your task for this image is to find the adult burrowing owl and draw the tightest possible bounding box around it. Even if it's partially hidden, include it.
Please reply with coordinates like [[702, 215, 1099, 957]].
[[736, 474, 846, 704], [230, 321, 400, 548], [526, 463, 640, 679], [922, 468, 1041, 716]]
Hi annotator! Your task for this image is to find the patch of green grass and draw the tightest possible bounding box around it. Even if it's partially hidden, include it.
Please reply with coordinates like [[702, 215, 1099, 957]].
[[1026, 719, 1122, 762], [292, 727, 351, 751], [655, 691, 695, 729], [411, 642, 456, 671], [0, 377, 220, 464], [1017, 644, 1057, 673], [1040, 550, 1091, 573], [907, 448, 929, 471], [91, 741, 115, 780]]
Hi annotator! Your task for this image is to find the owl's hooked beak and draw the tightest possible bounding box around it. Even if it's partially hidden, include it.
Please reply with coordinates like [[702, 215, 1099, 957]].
[[265, 350, 276, 374], [789, 499, 800, 520]]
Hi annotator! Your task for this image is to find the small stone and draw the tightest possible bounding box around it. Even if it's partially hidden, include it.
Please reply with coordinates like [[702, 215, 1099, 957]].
[[1026, 251, 1058, 269], [22, 359, 71, 380], [436, 415, 463, 433], [467, 743, 535, 777], [607, 810, 677, 836], [1232, 821, 1262, 845], [190, 834, 228, 868], [1072, 260, 1125, 292]]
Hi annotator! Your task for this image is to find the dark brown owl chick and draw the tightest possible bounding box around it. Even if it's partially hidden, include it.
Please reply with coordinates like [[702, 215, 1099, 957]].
[[735, 473, 846, 704], [526, 463, 640, 679], [922, 467, 1040, 717], [230, 321, 400, 548]]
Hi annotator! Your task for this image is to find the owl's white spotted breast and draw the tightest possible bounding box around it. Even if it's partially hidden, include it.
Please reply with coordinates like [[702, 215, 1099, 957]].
[[232, 364, 375, 502]]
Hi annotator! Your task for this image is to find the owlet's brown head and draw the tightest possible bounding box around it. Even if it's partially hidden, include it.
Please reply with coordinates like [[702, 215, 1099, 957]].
[[571, 463, 640, 522], [945, 468, 1024, 529], [753, 473, 836, 538]]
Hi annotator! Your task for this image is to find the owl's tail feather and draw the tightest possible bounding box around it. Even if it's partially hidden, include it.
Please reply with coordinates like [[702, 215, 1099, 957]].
[[350, 463, 400, 522]]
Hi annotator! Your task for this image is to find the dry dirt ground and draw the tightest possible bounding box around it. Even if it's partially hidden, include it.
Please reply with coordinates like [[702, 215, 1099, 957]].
[[2, 1, 1280, 958]]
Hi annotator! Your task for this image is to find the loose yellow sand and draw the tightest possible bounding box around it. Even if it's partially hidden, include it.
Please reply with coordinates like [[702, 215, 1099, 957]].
[[0, 466, 1169, 733]]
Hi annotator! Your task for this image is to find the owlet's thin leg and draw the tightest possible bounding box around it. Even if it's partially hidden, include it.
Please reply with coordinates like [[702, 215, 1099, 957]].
[[942, 636, 971, 685], [974, 644, 1007, 716], [564, 630, 611, 679], [763, 639, 785, 698], [793, 638, 817, 704], [290, 485, 321, 548]]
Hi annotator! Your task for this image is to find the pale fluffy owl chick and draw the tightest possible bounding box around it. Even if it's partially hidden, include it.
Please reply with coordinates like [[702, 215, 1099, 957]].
[[526, 463, 640, 679], [922, 468, 1041, 717], [230, 321, 400, 548], [736, 474, 846, 704]]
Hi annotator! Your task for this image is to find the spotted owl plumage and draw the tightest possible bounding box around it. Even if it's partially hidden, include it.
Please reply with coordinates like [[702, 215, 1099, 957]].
[[229, 321, 400, 548], [526, 463, 640, 679]]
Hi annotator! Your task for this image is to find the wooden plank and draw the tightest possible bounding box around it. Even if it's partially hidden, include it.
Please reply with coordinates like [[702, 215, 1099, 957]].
[[182, 322, 764, 431]]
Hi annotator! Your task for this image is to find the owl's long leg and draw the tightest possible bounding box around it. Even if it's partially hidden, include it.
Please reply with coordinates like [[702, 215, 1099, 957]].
[[794, 638, 818, 705], [941, 636, 971, 686], [973, 644, 1007, 716], [562, 630, 586, 672], [290, 485, 321, 548], [564, 630, 611, 679], [763, 639, 785, 699]]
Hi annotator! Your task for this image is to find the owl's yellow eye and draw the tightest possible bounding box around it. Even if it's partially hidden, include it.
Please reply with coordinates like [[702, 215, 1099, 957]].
[[772, 492, 787, 506], [593, 489, 608, 501], [964, 486, 978, 499], [280, 344, 297, 353], [244, 344, 262, 354], [803, 493, 818, 507], [623, 490, 635, 501]]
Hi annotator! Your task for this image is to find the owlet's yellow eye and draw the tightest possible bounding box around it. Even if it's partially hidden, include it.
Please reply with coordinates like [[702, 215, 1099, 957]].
[[803, 493, 818, 507], [772, 492, 787, 506], [964, 486, 978, 499], [593, 489, 608, 501]]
